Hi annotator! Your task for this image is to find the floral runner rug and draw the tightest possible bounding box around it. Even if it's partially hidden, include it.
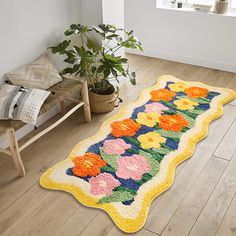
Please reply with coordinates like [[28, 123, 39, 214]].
[[40, 75, 236, 233]]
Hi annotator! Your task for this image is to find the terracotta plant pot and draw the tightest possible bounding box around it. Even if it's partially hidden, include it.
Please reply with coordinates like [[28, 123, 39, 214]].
[[88, 90, 118, 113]]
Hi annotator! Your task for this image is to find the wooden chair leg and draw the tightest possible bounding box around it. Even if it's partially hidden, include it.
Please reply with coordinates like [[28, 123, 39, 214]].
[[6, 128, 25, 177], [81, 80, 91, 123]]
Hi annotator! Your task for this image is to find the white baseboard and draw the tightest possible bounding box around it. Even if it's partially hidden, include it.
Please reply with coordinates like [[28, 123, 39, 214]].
[[126, 48, 236, 73]]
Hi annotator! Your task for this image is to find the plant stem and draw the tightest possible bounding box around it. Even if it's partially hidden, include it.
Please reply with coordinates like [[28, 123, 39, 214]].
[[113, 45, 122, 54]]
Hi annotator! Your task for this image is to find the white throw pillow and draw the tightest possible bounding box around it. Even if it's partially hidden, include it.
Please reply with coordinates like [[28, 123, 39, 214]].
[[0, 84, 50, 124], [7, 53, 62, 89]]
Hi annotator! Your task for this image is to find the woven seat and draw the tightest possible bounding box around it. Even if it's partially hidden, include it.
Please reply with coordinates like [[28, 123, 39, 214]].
[[0, 78, 81, 135]]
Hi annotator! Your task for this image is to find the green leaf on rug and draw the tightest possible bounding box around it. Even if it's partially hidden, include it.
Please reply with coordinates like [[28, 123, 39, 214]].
[[162, 110, 177, 115], [136, 173, 153, 185], [191, 109, 205, 115], [139, 150, 160, 176], [161, 143, 173, 151], [124, 136, 140, 146], [115, 186, 137, 195], [196, 97, 210, 104], [126, 148, 139, 154], [177, 111, 195, 127], [97, 189, 136, 204], [143, 149, 163, 162], [101, 165, 116, 173], [99, 147, 120, 169], [181, 126, 190, 132], [153, 147, 171, 155], [142, 173, 153, 182], [155, 129, 182, 139]]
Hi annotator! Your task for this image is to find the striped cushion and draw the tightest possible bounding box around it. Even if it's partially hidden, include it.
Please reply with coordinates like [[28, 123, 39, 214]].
[[0, 84, 50, 124]]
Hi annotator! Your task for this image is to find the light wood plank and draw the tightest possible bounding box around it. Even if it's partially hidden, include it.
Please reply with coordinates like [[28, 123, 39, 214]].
[[79, 212, 114, 236], [107, 226, 133, 236], [200, 70, 233, 87], [182, 67, 211, 82], [226, 76, 236, 106], [189, 151, 236, 236], [54, 206, 99, 236], [226, 76, 236, 89], [30, 195, 78, 236], [135, 228, 158, 236], [214, 119, 236, 160], [0, 185, 47, 235], [216, 193, 236, 236], [161, 156, 228, 236], [145, 105, 236, 235], [149, 159, 189, 212], [127, 53, 155, 72], [1, 192, 67, 236]]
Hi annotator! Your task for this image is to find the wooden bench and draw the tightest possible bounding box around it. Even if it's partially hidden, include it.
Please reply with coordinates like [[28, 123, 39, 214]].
[[0, 78, 91, 177]]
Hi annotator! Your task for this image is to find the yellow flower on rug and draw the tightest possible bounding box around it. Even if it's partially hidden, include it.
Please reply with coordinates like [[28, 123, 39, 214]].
[[168, 82, 188, 92], [174, 98, 199, 110], [136, 112, 160, 127], [137, 132, 166, 149]]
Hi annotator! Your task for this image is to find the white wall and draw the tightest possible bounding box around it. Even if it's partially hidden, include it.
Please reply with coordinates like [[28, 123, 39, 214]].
[[80, 0, 103, 26], [125, 0, 236, 73], [0, 0, 82, 83], [102, 0, 125, 58], [0, 0, 82, 147]]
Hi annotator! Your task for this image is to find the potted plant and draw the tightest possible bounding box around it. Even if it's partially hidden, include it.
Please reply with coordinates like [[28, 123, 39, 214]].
[[50, 24, 143, 113]]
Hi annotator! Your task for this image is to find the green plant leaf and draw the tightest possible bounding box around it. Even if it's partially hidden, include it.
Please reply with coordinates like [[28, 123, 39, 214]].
[[97, 189, 135, 204], [129, 72, 136, 85], [87, 38, 101, 52], [97, 65, 106, 73], [99, 147, 120, 169], [50, 40, 71, 55], [64, 24, 91, 36], [103, 68, 111, 79]]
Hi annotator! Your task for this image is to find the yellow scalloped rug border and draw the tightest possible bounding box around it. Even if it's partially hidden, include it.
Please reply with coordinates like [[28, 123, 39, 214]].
[[40, 75, 236, 233]]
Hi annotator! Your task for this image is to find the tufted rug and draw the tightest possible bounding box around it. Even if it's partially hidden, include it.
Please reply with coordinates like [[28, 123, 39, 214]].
[[40, 75, 236, 233]]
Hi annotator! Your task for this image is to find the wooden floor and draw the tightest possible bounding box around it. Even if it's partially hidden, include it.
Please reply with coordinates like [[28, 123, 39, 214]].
[[1, 54, 236, 236]]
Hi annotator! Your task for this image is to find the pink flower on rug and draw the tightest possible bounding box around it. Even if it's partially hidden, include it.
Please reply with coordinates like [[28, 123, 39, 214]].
[[89, 173, 120, 196], [144, 102, 169, 114], [116, 155, 151, 180], [103, 139, 132, 155]]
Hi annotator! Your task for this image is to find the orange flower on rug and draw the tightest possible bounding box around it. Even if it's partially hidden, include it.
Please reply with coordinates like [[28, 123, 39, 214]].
[[72, 153, 106, 177], [40, 75, 236, 233], [150, 88, 176, 101]]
